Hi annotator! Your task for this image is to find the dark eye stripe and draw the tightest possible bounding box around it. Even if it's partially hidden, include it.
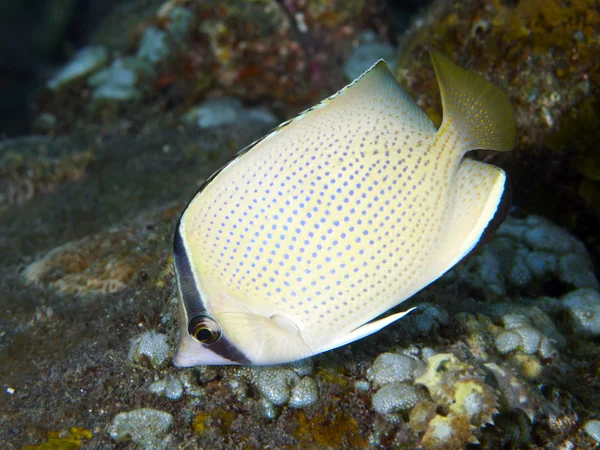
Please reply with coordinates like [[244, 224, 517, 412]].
[[174, 224, 251, 365], [173, 226, 207, 318]]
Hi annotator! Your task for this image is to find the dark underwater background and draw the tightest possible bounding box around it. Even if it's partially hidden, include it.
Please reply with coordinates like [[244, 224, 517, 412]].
[[1, 0, 599, 449]]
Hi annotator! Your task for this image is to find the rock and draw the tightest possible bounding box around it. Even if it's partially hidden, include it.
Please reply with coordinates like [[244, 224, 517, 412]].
[[137, 26, 171, 65], [412, 305, 450, 335], [128, 332, 170, 369], [523, 221, 573, 253], [183, 97, 278, 129], [88, 57, 154, 103], [108, 408, 173, 449], [561, 289, 600, 337], [558, 253, 600, 290], [525, 251, 557, 280], [165, 6, 195, 42], [47, 46, 108, 90]]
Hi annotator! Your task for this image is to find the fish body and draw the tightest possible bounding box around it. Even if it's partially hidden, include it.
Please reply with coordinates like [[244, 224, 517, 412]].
[[173, 51, 515, 366]]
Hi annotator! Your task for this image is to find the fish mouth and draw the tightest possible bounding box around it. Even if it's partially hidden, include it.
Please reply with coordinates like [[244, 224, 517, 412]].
[[173, 342, 239, 367]]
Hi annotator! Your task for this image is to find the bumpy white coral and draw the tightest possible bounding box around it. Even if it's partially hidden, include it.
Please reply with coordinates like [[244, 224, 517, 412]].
[[494, 313, 557, 360], [366, 352, 424, 387], [454, 215, 598, 299], [230, 359, 319, 418], [561, 288, 600, 337], [371, 382, 424, 415]]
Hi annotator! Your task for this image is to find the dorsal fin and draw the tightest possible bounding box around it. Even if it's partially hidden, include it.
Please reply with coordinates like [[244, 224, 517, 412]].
[[234, 59, 435, 157]]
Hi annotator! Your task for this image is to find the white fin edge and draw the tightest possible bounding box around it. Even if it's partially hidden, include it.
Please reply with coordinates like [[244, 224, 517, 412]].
[[314, 307, 417, 355]]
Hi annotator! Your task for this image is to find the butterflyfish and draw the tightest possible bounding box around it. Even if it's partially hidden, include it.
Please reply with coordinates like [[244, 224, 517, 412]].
[[173, 51, 515, 366]]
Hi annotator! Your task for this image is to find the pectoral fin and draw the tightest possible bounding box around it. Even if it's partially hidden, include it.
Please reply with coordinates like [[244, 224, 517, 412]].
[[216, 311, 313, 365]]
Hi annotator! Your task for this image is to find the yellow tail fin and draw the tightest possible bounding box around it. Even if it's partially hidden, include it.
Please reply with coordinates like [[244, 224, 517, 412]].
[[431, 50, 515, 153]]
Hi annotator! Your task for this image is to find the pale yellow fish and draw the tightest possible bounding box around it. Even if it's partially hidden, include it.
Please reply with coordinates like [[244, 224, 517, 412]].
[[173, 51, 515, 366]]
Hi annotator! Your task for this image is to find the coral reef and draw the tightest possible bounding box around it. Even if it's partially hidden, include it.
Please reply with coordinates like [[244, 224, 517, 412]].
[[36, 0, 396, 132]]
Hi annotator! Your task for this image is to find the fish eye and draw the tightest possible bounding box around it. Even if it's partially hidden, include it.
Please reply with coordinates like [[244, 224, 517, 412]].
[[187, 314, 222, 344]]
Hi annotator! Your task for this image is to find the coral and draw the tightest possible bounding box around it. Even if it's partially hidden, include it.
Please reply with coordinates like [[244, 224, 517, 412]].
[[136, 26, 172, 65], [449, 377, 497, 426], [108, 408, 173, 449], [22, 205, 174, 295], [149, 374, 184, 401], [288, 377, 319, 409], [255, 368, 300, 406], [22, 427, 92, 450], [343, 32, 396, 80], [366, 349, 508, 446], [408, 400, 438, 433], [561, 288, 600, 337], [414, 353, 498, 428], [128, 331, 171, 369], [454, 215, 598, 301], [494, 313, 551, 357], [230, 359, 319, 417], [421, 414, 474, 450], [495, 330, 524, 355], [88, 57, 154, 104], [371, 382, 425, 416], [178, 371, 205, 398], [366, 352, 424, 388]]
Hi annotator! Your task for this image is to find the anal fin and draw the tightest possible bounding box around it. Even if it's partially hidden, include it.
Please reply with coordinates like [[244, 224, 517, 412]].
[[432, 158, 507, 275], [315, 308, 416, 355]]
